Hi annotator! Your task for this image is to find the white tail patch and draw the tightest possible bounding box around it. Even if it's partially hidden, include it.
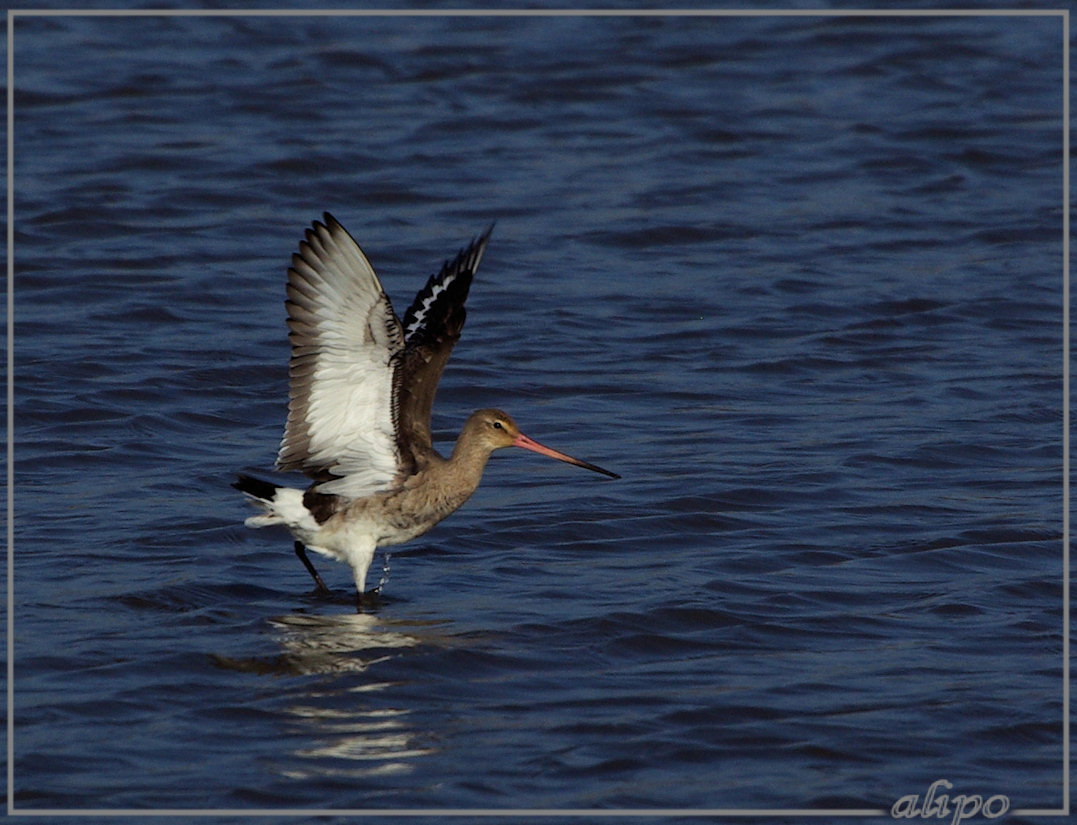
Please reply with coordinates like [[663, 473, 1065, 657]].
[[241, 486, 321, 534]]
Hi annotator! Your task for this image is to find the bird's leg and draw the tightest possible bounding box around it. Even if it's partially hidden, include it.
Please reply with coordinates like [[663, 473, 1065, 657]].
[[352, 550, 380, 612], [294, 541, 330, 594], [355, 589, 380, 613], [355, 574, 383, 613]]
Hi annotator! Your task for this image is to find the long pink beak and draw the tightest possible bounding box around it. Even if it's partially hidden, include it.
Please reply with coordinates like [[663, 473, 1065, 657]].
[[513, 433, 620, 479]]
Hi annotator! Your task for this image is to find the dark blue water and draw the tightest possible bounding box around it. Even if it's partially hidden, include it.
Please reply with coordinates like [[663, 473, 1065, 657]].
[[9, 9, 1066, 819]]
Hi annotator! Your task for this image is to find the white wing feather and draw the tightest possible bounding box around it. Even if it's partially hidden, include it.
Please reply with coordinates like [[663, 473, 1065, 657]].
[[276, 214, 405, 498]]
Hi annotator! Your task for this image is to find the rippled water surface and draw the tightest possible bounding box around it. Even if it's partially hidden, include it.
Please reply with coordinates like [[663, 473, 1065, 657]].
[[9, 9, 1067, 818]]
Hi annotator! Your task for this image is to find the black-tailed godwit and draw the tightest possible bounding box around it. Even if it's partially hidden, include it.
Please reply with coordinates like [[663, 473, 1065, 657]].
[[235, 214, 617, 606]]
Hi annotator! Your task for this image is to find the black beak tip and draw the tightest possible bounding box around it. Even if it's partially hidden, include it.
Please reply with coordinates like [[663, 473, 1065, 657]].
[[586, 464, 620, 480]]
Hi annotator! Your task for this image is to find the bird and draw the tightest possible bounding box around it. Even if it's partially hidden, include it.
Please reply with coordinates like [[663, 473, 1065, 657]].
[[234, 213, 618, 607]]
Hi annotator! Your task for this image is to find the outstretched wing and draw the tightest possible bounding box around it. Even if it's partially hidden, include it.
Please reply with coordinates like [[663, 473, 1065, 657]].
[[277, 213, 406, 498], [394, 224, 494, 465]]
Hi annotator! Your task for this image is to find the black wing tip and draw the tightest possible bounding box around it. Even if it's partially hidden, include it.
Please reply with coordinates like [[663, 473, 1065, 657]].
[[470, 222, 495, 261], [438, 223, 495, 284], [432, 224, 491, 271], [400, 223, 496, 342]]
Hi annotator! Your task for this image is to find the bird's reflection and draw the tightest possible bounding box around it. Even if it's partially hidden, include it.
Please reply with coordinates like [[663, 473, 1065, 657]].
[[281, 702, 435, 780], [267, 611, 437, 675], [216, 610, 453, 779]]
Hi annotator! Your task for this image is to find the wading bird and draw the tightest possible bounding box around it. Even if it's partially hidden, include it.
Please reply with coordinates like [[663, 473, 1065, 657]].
[[235, 214, 618, 607]]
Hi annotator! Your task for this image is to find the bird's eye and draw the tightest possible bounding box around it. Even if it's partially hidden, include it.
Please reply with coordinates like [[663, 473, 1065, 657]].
[[492, 420, 504, 430]]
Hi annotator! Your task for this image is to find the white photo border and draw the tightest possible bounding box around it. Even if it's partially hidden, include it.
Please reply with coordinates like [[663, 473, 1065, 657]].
[[5, 6, 1070, 819]]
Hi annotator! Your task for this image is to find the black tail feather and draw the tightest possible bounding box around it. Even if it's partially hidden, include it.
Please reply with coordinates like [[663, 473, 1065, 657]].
[[233, 474, 280, 502]]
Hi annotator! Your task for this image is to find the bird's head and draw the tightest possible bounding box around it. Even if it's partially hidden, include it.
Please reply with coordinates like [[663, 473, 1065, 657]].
[[464, 408, 619, 478]]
